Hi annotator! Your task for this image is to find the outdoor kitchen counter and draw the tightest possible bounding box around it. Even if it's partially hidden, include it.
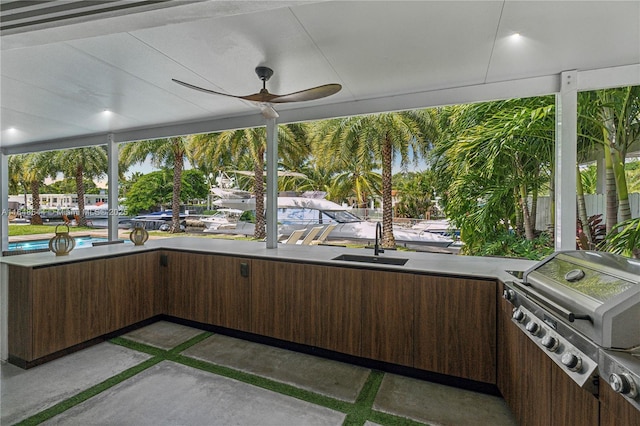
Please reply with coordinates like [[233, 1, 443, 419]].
[[1, 236, 536, 282]]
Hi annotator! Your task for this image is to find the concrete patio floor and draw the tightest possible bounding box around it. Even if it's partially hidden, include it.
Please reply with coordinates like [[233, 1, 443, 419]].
[[2, 320, 517, 426]]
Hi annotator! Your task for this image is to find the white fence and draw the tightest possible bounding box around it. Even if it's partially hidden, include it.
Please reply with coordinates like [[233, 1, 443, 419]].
[[533, 193, 640, 230]]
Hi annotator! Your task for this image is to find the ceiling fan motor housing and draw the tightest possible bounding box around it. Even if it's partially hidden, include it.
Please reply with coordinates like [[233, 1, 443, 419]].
[[255, 66, 274, 82]]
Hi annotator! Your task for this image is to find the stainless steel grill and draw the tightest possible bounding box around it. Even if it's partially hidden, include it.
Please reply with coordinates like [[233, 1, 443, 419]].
[[503, 250, 640, 394]]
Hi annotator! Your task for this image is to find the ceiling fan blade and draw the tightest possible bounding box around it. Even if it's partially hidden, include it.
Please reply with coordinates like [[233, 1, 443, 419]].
[[269, 84, 342, 103], [172, 78, 243, 100]]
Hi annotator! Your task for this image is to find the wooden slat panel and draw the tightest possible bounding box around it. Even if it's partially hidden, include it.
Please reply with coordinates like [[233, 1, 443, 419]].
[[250, 259, 313, 345], [600, 382, 640, 426], [497, 283, 552, 425], [8, 265, 33, 361], [31, 261, 107, 359], [165, 252, 212, 323], [551, 362, 599, 426], [104, 252, 161, 332], [311, 266, 362, 356], [362, 270, 414, 366], [209, 256, 251, 331], [415, 276, 496, 383]]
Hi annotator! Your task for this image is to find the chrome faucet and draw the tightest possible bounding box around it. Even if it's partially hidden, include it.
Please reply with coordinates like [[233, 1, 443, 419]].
[[374, 222, 385, 256]]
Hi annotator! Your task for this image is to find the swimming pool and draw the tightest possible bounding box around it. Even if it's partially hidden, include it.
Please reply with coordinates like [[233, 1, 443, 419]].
[[8, 236, 130, 251]]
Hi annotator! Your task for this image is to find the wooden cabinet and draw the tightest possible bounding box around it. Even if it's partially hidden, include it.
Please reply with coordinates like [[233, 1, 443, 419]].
[[9, 261, 108, 362], [497, 289, 552, 425], [497, 283, 599, 426], [251, 260, 362, 355], [415, 276, 496, 383], [361, 270, 414, 366], [105, 252, 163, 332], [164, 251, 251, 331], [551, 362, 599, 426], [599, 380, 640, 426]]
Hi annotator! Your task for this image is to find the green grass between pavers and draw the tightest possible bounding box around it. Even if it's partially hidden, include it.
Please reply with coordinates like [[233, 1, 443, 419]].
[[19, 331, 429, 426], [8, 224, 95, 236]]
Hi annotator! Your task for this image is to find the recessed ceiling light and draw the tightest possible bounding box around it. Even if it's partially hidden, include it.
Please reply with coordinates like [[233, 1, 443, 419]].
[[103, 109, 112, 115], [511, 32, 522, 40], [8, 127, 17, 132]]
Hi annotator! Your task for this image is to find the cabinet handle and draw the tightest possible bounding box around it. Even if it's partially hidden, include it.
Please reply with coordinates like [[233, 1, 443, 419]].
[[240, 262, 249, 277]]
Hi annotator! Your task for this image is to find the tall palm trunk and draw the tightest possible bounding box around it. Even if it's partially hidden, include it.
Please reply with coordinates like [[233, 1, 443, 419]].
[[603, 132, 619, 232], [170, 141, 184, 233], [610, 148, 631, 222], [576, 164, 592, 247], [30, 180, 43, 225], [381, 134, 395, 248], [75, 165, 87, 227], [253, 149, 266, 240], [519, 184, 535, 241]]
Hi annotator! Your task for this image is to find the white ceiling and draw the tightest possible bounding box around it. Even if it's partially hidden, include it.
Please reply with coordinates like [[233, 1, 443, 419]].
[[1, 0, 639, 154]]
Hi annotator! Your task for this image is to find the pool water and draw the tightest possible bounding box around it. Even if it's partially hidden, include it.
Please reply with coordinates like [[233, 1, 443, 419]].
[[8, 236, 130, 251]]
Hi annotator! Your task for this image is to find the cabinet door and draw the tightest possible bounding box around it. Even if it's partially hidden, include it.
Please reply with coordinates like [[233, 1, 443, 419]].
[[551, 362, 599, 426], [311, 266, 362, 356], [165, 251, 212, 323], [361, 270, 414, 366], [497, 285, 552, 426], [208, 256, 251, 331], [250, 259, 315, 345], [31, 260, 107, 359], [600, 381, 640, 426], [104, 252, 162, 332], [415, 276, 496, 383]]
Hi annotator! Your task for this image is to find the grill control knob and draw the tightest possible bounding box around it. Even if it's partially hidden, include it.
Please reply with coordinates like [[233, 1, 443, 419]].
[[541, 335, 559, 352], [512, 308, 527, 323], [609, 373, 638, 397], [525, 321, 540, 336], [561, 353, 582, 372], [503, 289, 515, 301]]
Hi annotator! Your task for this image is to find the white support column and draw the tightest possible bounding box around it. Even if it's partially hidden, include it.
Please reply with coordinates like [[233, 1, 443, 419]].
[[265, 117, 279, 249], [1, 151, 8, 361], [555, 71, 578, 251], [1, 151, 8, 253], [107, 134, 119, 241]]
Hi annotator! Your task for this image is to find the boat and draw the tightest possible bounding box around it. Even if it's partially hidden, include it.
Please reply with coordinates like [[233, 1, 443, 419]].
[[207, 196, 454, 247], [200, 208, 244, 231]]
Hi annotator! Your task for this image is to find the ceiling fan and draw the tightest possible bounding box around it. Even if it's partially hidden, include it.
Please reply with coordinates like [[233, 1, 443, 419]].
[[172, 66, 341, 104]]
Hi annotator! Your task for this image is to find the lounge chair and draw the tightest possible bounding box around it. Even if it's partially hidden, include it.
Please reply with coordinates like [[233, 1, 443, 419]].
[[298, 226, 324, 245], [310, 224, 337, 245], [282, 229, 307, 244]]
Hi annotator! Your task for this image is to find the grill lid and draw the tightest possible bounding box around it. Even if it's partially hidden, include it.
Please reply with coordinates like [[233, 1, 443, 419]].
[[524, 251, 639, 310], [521, 251, 640, 349]]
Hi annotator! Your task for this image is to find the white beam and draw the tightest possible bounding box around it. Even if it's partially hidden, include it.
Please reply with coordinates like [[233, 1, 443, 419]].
[[107, 134, 119, 241], [265, 117, 278, 249], [555, 71, 578, 251]]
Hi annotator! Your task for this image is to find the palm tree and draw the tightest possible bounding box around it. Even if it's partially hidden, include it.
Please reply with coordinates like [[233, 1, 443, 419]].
[[314, 110, 436, 248], [432, 98, 555, 251], [54, 147, 108, 227], [120, 137, 188, 233], [190, 124, 309, 239], [10, 152, 58, 225], [598, 87, 640, 228]]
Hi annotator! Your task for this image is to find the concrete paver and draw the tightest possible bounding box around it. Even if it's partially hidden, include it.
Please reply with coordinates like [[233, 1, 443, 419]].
[[182, 333, 370, 402], [42, 360, 346, 426], [121, 320, 203, 350], [373, 373, 517, 426], [1, 342, 151, 425]]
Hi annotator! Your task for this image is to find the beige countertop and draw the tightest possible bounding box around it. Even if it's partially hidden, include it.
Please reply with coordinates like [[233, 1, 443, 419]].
[[1, 236, 537, 282]]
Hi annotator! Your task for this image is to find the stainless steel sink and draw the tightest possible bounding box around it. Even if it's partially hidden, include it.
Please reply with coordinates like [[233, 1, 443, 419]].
[[332, 254, 409, 266]]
